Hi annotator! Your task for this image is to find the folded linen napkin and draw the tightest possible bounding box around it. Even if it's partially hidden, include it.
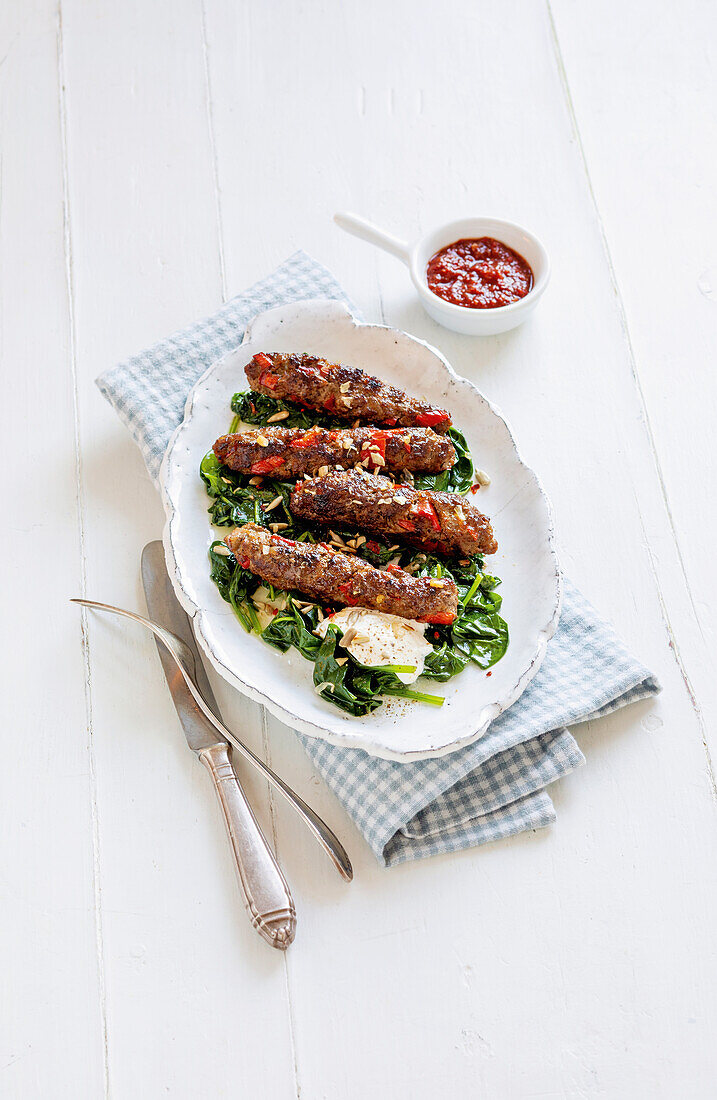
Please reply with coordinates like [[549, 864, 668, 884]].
[[98, 251, 660, 867]]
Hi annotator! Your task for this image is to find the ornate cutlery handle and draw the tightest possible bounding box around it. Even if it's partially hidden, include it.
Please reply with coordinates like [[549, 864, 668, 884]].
[[199, 741, 296, 950]]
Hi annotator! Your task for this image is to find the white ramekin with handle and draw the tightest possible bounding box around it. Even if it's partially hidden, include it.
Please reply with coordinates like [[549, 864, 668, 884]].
[[334, 212, 550, 336]]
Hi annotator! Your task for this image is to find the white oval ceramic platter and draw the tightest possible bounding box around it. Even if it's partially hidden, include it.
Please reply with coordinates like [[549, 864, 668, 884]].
[[160, 299, 561, 761]]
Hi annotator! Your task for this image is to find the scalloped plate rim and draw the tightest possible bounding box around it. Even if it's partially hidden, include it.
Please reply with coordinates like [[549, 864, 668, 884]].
[[159, 299, 562, 761]]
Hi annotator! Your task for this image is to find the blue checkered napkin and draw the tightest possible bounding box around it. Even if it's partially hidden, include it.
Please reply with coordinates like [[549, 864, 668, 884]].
[[96, 252, 660, 866], [298, 578, 659, 865]]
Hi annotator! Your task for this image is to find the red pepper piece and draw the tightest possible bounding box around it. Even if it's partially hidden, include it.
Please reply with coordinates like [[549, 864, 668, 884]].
[[360, 429, 389, 466], [426, 611, 456, 625], [250, 454, 285, 475], [365, 540, 381, 554], [324, 394, 337, 412], [291, 427, 322, 449], [236, 554, 250, 569], [338, 581, 359, 605], [415, 411, 449, 428], [410, 497, 442, 533], [398, 518, 416, 532], [253, 352, 278, 390]]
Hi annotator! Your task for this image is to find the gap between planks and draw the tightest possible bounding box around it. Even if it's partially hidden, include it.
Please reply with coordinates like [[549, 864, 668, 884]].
[[56, 2, 111, 1095], [546, 0, 716, 797]]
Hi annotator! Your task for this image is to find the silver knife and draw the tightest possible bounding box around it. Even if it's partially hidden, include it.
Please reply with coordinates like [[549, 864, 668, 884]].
[[141, 540, 296, 950]]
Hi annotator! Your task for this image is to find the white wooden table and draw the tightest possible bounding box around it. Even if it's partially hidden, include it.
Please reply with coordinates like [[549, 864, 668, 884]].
[[3, 2, 716, 1096]]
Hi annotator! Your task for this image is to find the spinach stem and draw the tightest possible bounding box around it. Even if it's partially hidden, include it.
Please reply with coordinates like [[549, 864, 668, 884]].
[[462, 573, 483, 606], [240, 599, 262, 633], [386, 687, 445, 707]]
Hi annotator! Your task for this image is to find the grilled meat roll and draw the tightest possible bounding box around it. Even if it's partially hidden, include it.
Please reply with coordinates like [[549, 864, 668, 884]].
[[245, 352, 452, 431], [291, 470, 498, 557], [213, 425, 456, 479], [225, 523, 459, 624]]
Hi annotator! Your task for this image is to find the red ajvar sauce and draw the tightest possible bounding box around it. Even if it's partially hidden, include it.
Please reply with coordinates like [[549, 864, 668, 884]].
[[426, 237, 533, 309]]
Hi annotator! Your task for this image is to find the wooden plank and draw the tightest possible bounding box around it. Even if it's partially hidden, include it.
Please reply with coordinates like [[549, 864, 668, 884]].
[[549, 0, 717, 765], [58, 0, 297, 1095], [203, 0, 717, 1095], [0, 2, 106, 1095]]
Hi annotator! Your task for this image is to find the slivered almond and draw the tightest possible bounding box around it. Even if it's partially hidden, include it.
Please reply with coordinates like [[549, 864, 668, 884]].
[[335, 656, 348, 666], [248, 476, 264, 486], [264, 495, 283, 513], [256, 434, 269, 447], [341, 438, 352, 449], [339, 381, 351, 393], [270, 522, 289, 532], [339, 627, 357, 647], [354, 535, 366, 547], [317, 465, 329, 477], [428, 578, 446, 588], [393, 493, 407, 504], [261, 545, 270, 555], [375, 594, 384, 604], [474, 469, 491, 487], [221, 476, 233, 485], [213, 545, 232, 557], [267, 410, 290, 423]]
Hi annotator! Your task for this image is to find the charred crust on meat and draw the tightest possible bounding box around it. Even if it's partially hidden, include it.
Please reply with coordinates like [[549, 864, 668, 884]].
[[225, 522, 459, 624], [290, 470, 497, 557]]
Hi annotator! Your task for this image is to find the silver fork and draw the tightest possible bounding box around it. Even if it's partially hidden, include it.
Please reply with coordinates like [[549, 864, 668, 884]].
[[71, 598, 353, 882]]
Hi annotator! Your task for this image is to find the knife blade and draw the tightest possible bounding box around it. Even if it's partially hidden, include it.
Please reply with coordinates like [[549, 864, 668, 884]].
[[141, 541, 296, 949]]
